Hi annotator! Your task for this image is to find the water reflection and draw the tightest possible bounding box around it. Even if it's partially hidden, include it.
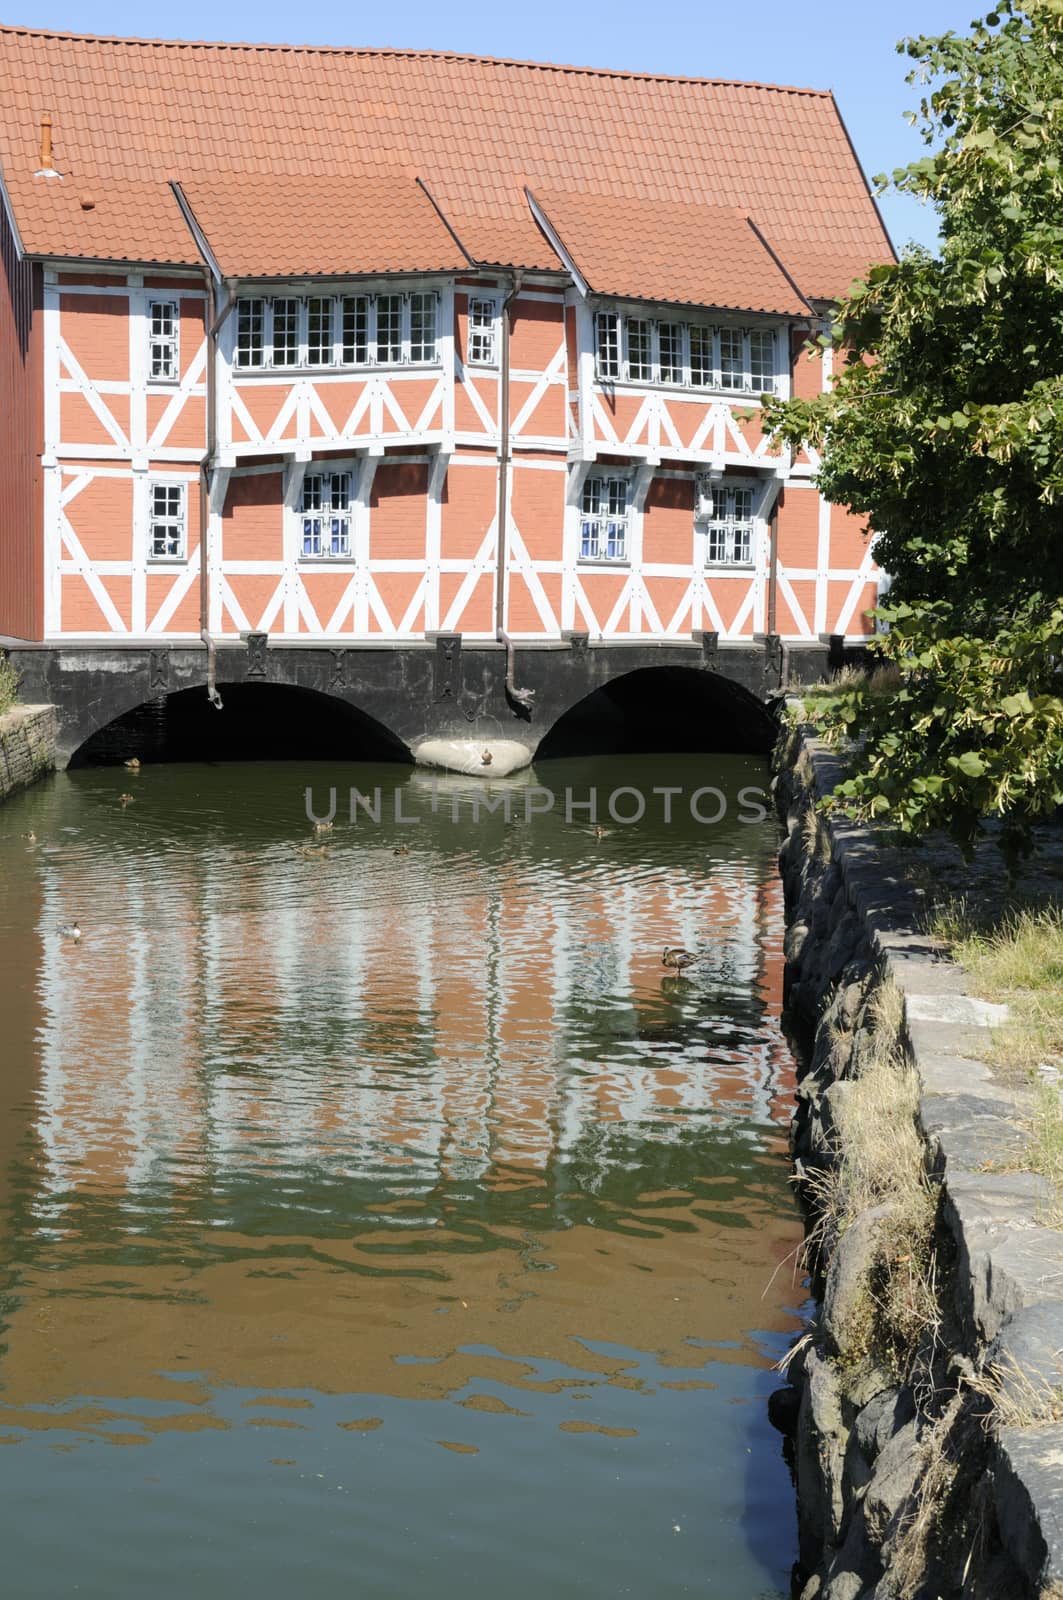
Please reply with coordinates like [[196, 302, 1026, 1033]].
[[0, 754, 802, 1599]]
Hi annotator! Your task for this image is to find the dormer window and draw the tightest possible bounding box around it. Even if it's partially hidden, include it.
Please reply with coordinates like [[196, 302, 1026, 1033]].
[[233, 291, 441, 372], [595, 309, 779, 396], [148, 300, 179, 382]]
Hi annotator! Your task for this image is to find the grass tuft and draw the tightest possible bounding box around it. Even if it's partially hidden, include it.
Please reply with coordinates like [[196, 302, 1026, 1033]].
[[0, 653, 18, 717]]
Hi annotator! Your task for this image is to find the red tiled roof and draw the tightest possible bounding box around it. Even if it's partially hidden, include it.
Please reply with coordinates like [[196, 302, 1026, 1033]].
[[0, 25, 894, 300], [177, 174, 471, 278], [529, 187, 809, 316]]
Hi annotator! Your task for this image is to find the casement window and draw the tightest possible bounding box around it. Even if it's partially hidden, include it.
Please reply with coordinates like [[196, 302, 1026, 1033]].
[[580, 473, 631, 562], [300, 469, 354, 559], [594, 311, 621, 380], [148, 481, 187, 560], [148, 300, 180, 382], [236, 299, 266, 368], [232, 292, 441, 371], [272, 297, 300, 367], [697, 477, 756, 567], [594, 310, 780, 395], [467, 297, 497, 365]]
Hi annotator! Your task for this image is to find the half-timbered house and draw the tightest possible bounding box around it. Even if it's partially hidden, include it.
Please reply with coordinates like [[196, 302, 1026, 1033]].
[[0, 26, 892, 665]]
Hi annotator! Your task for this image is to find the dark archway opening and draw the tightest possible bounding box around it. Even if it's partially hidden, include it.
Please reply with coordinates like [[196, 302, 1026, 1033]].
[[68, 683, 413, 768], [535, 666, 775, 760]]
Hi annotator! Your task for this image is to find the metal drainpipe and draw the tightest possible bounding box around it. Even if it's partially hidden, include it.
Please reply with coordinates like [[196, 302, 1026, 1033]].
[[200, 269, 236, 709], [494, 271, 535, 710]]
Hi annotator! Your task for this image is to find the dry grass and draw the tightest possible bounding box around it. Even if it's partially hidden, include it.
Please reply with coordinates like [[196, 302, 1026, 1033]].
[[969, 1350, 1063, 1430], [800, 802, 832, 865], [808, 977, 941, 1389], [888, 1399, 962, 1600]]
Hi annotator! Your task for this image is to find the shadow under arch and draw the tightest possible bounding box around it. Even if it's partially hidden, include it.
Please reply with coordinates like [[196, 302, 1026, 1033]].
[[67, 682, 414, 768], [534, 665, 776, 760]]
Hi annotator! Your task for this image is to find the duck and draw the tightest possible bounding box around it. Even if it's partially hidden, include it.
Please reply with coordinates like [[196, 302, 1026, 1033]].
[[593, 824, 608, 840], [481, 748, 493, 767], [313, 819, 333, 834], [22, 829, 37, 844], [662, 946, 699, 976], [59, 919, 81, 941], [124, 757, 141, 771], [393, 842, 410, 857], [298, 844, 329, 859], [119, 792, 135, 806]]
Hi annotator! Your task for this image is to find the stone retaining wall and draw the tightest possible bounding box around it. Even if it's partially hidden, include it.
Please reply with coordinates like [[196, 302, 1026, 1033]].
[[0, 704, 57, 802], [773, 721, 1063, 1600]]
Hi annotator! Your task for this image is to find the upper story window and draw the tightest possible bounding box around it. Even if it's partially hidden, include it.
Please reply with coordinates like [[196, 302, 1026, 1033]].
[[467, 297, 498, 366], [301, 469, 353, 559], [148, 300, 179, 382], [697, 477, 756, 567], [595, 310, 779, 396], [148, 480, 187, 560], [580, 473, 630, 563], [233, 292, 441, 372]]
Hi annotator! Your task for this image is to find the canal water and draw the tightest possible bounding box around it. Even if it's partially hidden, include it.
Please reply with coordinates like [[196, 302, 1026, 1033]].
[[0, 753, 804, 1598]]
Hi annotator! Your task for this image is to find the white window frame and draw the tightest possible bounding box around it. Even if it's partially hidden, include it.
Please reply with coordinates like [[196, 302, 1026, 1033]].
[[578, 471, 633, 564], [467, 296, 499, 366], [232, 291, 442, 373], [294, 462, 360, 561], [594, 308, 781, 397], [696, 475, 760, 569], [147, 478, 188, 562], [147, 299, 180, 384]]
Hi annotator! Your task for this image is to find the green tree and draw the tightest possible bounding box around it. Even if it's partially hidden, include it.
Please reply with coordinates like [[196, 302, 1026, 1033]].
[[765, 0, 1063, 851]]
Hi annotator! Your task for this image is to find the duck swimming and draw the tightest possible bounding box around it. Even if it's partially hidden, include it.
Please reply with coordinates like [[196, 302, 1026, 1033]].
[[59, 919, 81, 941], [22, 830, 37, 844], [393, 842, 410, 857], [313, 819, 333, 834], [662, 946, 699, 976], [119, 792, 135, 806], [124, 757, 141, 771]]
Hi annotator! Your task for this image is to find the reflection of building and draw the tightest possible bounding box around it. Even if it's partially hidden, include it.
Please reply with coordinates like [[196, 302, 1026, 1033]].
[[31, 838, 788, 1202], [0, 27, 888, 649]]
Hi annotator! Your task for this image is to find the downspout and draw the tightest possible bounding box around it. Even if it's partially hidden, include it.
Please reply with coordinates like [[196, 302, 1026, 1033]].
[[767, 492, 789, 690], [495, 270, 535, 711], [200, 266, 236, 709]]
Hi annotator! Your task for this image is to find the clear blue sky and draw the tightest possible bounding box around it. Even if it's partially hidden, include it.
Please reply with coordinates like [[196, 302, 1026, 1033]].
[[9, 0, 984, 252]]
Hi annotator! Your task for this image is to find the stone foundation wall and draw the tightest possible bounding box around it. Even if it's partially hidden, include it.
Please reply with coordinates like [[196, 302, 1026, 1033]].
[[773, 721, 1063, 1600], [0, 704, 56, 802]]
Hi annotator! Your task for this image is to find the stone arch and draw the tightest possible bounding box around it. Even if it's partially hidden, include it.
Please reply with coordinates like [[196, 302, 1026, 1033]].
[[534, 664, 776, 761], [67, 681, 413, 768]]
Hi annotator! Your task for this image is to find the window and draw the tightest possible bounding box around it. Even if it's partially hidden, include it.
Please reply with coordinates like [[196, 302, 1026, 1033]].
[[301, 470, 353, 558], [307, 298, 334, 366], [148, 300, 179, 382], [699, 479, 756, 566], [580, 474, 630, 562], [341, 297, 369, 365], [592, 310, 780, 395], [236, 299, 265, 368], [409, 293, 437, 364], [658, 321, 684, 385], [149, 481, 187, 560], [232, 292, 440, 370], [595, 311, 621, 380], [467, 297, 497, 365], [375, 295, 403, 365], [749, 330, 776, 395], [689, 325, 713, 388], [272, 298, 300, 367], [625, 318, 652, 382]]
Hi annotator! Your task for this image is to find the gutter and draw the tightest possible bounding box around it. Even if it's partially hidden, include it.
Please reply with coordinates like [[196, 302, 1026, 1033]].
[[198, 267, 236, 710], [495, 269, 535, 712]]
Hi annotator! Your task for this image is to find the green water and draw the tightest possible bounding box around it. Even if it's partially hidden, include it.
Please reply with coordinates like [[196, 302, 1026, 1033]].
[[0, 754, 803, 1598]]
